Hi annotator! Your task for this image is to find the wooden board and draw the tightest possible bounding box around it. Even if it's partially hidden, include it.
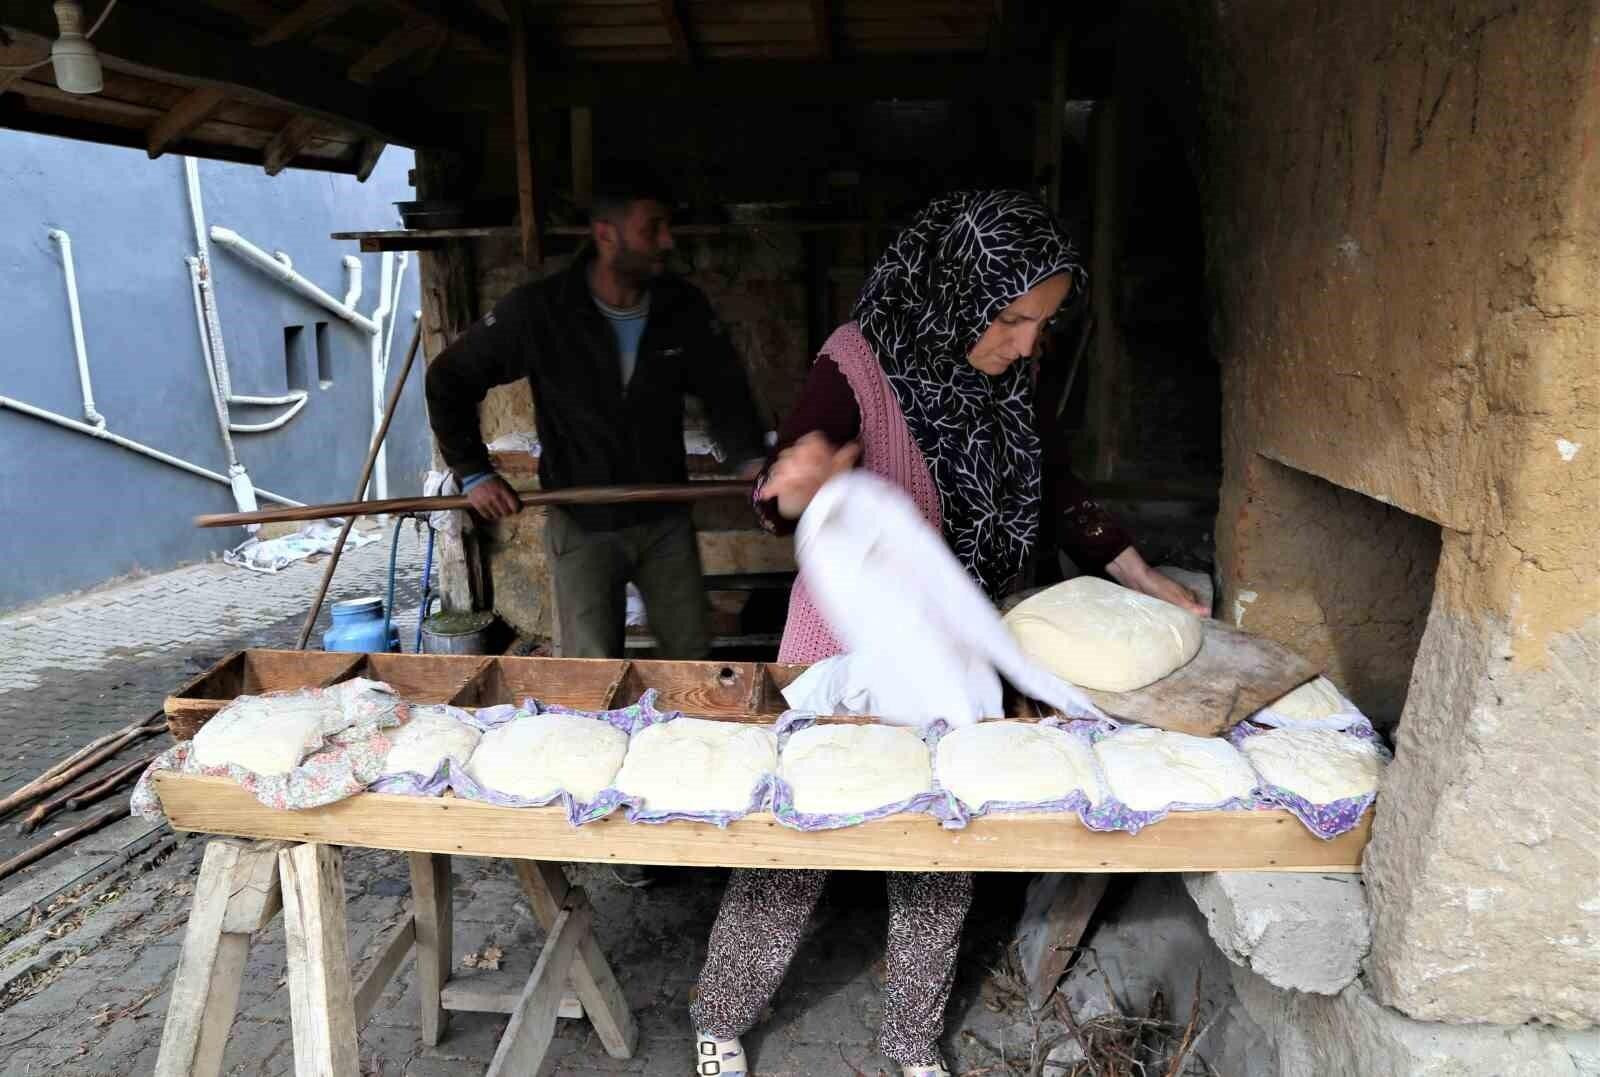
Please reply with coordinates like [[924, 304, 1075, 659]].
[[151, 774, 1369, 874], [1077, 620, 1318, 737]]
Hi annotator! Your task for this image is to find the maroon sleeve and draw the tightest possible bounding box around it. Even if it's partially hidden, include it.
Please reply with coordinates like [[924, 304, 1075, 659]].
[[1054, 468, 1134, 574], [752, 354, 862, 536]]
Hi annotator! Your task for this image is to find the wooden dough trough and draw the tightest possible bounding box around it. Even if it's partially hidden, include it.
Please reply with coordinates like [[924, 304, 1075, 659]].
[[157, 650, 1370, 875]]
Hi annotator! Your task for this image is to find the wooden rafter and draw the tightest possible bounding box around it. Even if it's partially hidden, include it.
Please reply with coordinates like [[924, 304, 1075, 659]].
[[252, 0, 359, 47], [347, 17, 442, 84], [508, 0, 540, 267], [810, 0, 832, 61], [146, 86, 229, 158], [0, 0, 451, 150], [353, 138, 386, 181], [657, 0, 692, 64], [383, 0, 506, 55], [263, 114, 325, 175]]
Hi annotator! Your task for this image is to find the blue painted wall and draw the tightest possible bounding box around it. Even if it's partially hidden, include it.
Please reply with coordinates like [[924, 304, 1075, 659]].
[[0, 131, 429, 610]]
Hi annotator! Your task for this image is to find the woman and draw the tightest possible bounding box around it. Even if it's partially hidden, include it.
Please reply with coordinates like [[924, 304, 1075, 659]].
[[690, 191, 1200, 1077]]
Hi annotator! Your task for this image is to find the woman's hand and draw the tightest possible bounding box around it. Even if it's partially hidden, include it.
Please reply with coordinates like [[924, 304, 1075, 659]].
[[1107, 546, 1211, 618], [762, 433, 862, 519]]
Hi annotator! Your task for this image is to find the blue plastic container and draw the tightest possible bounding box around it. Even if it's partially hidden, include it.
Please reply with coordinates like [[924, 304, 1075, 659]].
[[324, 595, 400, 653]]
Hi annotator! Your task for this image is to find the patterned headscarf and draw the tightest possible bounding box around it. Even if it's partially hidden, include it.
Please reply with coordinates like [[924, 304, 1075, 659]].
[[853, 190, 1087, 599]]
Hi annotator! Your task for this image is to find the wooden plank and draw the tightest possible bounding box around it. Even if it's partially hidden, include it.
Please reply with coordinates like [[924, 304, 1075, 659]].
[[407, 851, 452, 1046], [658, 0, 694, 62], [153, 774, 1372, 873], [146, 87, 229, 158], [514, 861, 637, 1059], [486, 890, 594, 1077], [155, 840, 284, 1077], [253, 0, 360, 46], [1013, 872, 1108, 1010], [441, 971, 584, 1018], [353, 138, 386, 181], [264, 114, 327, 175], [278, 844, 360, 1077], [1045, 28, 1067, 212], [354, 917, 415, 1026], [446, 657, 500, 707], [508, 0, 540, 268]]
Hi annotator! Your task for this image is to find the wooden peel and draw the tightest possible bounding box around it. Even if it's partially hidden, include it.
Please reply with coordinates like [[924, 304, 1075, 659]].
[[1076, 620, 1317, 736], [195, 480, 753, 529]]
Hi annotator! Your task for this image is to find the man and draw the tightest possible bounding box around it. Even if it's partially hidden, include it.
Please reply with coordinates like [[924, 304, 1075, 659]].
[[426, 165, 766, 660]]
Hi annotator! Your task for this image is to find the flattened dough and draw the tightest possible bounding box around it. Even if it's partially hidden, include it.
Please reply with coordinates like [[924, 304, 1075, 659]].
[[1263, 676, 1348, 721], [465, 712, 628, 801], [1094, 726, 1257, 810], [1241, 729, 1384, 804], [614, 717, 777, 814], [936, 720, 1105, 808], [191, 691, 340, 775], [1003, 576, 1203, 692], [381, 705, 481, 780], [780, 723, 931, 815]]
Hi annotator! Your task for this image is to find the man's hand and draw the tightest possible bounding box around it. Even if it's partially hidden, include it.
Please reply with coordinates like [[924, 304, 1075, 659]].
[[466, 474, 521, 520], [762, 433, 862, 520], [1106, 546, 1211, 618]]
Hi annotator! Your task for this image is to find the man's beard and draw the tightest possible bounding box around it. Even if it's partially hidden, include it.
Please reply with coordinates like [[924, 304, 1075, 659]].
[[614, 242, 665, 284]]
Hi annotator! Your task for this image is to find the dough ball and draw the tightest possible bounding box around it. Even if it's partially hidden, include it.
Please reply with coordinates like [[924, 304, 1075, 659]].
[[614, 717, 777, 815], [936, 720, 1105, 809], [1241, 729, 1384, 804], [191, 692, 338, 776], [465, 713, 628, 802], [1263, 676, 1348, 721], [1094, 726, 1257, 811], [381, 705, 481, 780], [780, 723, 931, 815], [1003, 577, 1203, 692]]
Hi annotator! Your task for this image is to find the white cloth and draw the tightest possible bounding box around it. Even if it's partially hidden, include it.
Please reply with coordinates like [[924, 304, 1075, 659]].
[[223, 520, 377, 574], [423, 469, 471, 540], [786, 471, 1104, 727]]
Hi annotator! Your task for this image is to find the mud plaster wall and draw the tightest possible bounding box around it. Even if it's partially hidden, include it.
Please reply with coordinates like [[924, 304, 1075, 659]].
[[438, 233, 808, 640], [1178, 0, 1599, 1026]]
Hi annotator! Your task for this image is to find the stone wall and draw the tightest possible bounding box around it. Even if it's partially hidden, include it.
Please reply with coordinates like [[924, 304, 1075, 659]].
[[1177, 0, 1599, 1026]]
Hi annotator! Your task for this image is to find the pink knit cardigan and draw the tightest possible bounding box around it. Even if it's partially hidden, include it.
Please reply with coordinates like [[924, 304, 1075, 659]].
[[774, 323, 943, 664]]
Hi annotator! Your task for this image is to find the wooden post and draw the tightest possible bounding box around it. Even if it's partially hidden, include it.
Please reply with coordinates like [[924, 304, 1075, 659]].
[[515, 860, 638, 1059], [570, 107, 593, 210], [1086, 98, 1123, 481], [509, 1, 541, 269], [279, 844, 360, 1077], [156, 840, 287, 1077], [1013, 872, 1109, 1010], [408, 851, 454, 1046], [1046, 29, 1068, 214]]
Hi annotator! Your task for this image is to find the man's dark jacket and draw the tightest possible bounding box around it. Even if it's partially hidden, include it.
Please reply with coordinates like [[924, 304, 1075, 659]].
[[425, 253, 764, 530]]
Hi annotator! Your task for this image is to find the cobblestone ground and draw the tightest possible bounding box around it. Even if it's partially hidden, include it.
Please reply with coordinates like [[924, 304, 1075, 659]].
[[0, 533, 1104, 1077]]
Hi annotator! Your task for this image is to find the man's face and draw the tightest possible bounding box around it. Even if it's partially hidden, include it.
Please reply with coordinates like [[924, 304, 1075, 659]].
[[596, 198, 674, 282]]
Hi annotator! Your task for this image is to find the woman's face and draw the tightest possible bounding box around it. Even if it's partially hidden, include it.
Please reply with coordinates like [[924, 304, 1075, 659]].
[[966, 273, 1073, 376]]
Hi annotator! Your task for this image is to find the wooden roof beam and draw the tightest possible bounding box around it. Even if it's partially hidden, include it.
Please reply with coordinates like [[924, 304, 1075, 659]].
[[263, 114, 326, 175], [0, 0, 454, 150], [146, 86, 229, 158], [658, 0, 693, 65], [347, 17, 443, 84], [253, 0, 359, 47], [383, 0, 506, 55], [352, 138, 386, 181]]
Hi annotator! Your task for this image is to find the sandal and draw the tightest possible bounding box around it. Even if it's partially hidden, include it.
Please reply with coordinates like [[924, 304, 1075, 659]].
[[695, 1032, 749, 1075]]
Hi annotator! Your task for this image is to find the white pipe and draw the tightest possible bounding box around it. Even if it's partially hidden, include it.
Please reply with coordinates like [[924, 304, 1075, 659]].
[[46, 229, 106, 429], [228, 393, 308, 434], [209, 226, 379, 335], [382, 252, 409, 375], [186, 256, 239, 467], [0, 395, 302, 506], [368, 250, 395, 501], [341, 255, 362, 309], [183, 157, 234, 402]]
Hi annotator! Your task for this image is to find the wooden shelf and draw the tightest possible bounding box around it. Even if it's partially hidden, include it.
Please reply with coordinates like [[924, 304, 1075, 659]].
[[333, 220, 876, 251]]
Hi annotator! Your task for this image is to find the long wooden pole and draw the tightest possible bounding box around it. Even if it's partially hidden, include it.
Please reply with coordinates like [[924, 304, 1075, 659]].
[[198, 480, 754, 530], [294, 322, 424, 650]]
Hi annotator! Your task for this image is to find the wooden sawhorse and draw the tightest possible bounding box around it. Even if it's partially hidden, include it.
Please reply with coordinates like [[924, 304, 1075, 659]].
[[153, 840, 637, 1076]]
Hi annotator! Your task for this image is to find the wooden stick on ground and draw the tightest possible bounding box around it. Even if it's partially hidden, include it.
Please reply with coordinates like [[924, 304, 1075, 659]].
[[196, 480, 753, 530], [294, 322, 423, 651], [53, 749, 157, 815], [0, 806, 130, 883], [0, 717, 163, 820]]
